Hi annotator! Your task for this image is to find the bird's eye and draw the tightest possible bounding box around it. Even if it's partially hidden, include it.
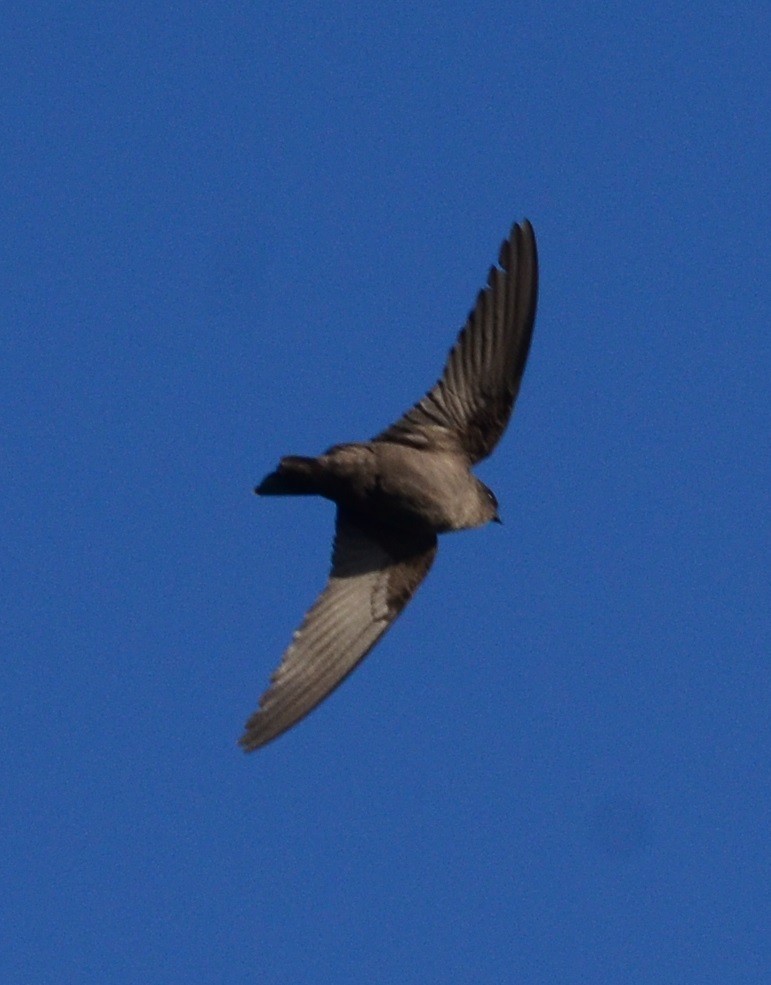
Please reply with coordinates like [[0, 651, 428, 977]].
[[484, 487, 498, 509]]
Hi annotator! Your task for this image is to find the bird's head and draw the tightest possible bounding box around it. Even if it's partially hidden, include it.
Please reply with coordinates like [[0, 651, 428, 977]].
[[477, 481, 502, 525]]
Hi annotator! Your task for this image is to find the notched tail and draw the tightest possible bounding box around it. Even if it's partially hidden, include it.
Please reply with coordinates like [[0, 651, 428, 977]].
[[255, 455, 322, 496]]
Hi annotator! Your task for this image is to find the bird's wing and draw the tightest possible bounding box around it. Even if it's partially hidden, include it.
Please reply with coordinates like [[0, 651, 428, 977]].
[[374, 219, 538, 464], [240, 510, 437, 751]]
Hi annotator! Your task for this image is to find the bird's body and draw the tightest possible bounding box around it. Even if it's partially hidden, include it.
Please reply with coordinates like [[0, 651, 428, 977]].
[[260, 442, 496, 533], [241, 219, 539, 751]]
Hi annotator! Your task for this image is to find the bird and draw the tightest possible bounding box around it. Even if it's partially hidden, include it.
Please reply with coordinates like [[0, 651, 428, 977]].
[[241, 219, 538, 751]]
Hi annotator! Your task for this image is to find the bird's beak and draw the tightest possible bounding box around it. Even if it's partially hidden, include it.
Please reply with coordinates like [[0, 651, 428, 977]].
[[493, 512, 503, 525]]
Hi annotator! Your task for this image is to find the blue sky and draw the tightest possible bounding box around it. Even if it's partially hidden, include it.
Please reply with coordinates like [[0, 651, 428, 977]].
[[3, 2, 769, 982]]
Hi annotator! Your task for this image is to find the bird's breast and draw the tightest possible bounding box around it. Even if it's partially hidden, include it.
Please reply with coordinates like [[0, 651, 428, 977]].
[[370, 444, 481, 533]]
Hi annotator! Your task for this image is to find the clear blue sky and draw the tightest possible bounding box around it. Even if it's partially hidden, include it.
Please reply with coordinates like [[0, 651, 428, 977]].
[[3, 3, 769, 982]]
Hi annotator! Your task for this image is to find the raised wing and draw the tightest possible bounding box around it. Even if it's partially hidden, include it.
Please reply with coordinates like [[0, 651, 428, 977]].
[[240, 511, 437, 751], [375, 219, 538, 464]]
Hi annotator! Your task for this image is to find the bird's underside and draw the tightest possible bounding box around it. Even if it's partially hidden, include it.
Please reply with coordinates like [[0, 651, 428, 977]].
[[241, 219, 538, 751], [239, 512, 437, 751]]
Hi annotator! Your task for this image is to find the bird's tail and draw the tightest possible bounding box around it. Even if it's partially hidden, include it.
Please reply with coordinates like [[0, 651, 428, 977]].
[[255, 456, 323, 496]]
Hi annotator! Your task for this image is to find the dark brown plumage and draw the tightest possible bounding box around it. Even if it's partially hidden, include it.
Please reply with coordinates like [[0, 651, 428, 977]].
[[375, 221, 538, 463], [241, 219, 538, 751]]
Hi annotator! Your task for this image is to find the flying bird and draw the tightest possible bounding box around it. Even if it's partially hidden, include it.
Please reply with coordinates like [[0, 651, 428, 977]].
[[241, 219, 538, 751]]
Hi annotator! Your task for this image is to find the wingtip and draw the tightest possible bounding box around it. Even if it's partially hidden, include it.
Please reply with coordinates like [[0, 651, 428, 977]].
[[239, 704, 277, 752], [238, 725, 264, 753], [518, 219, 537, 260], [499, 218, 537, 278], [499, 220, 525, 268], [500, 218, 535, 261]]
